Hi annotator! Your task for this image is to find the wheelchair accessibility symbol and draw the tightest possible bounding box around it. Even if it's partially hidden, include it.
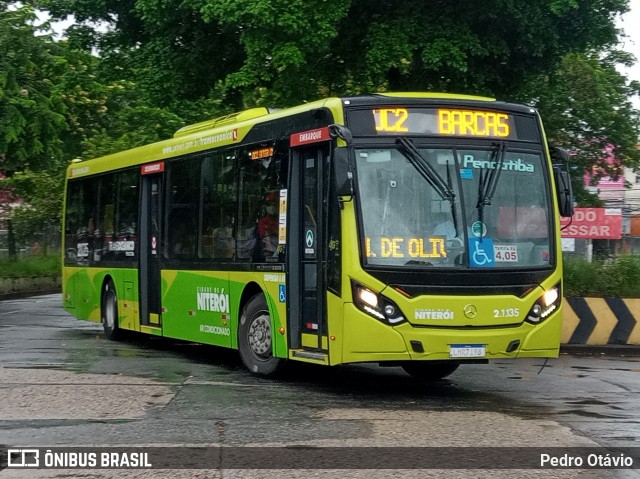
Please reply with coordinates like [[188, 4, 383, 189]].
[[468, 238, 494, 267]]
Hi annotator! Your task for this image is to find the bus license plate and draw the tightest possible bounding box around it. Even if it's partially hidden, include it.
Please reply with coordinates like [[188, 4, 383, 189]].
[[449, 344, 486, 358]]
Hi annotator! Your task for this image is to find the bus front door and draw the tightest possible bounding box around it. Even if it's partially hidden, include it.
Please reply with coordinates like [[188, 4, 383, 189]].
[[288, 143, 329, 356], [139, 170, 162, 328]]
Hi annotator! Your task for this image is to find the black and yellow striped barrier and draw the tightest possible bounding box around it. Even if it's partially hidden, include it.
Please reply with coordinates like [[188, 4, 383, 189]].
[[562, 297, 640, 345]]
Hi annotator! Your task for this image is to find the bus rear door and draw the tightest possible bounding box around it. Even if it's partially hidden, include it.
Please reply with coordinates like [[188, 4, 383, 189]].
[[139, 162, 164, 329]]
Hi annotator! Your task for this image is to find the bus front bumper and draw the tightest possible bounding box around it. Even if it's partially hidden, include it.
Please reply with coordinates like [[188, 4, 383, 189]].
[[339, 304, 562, 364]]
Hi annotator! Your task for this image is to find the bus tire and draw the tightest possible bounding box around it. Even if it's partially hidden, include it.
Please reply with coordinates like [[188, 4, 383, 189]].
[[401, 361, 460, 380], [238, 293, 283, 377], [102, 280, 121, 341]]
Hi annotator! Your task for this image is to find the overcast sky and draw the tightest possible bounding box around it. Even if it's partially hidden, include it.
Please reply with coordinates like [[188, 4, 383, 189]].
[[617, 4, 640, 110]]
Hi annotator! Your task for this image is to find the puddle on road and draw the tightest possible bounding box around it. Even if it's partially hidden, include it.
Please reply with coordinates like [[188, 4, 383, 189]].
[[563, 409, 628, 419], [567, 399, 609, 406]]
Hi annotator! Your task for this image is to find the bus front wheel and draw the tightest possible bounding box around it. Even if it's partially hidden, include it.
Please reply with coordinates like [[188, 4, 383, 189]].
[[402, 361, 460, 380], [238, 293, 283, 377], [102, 280, 121, 341]]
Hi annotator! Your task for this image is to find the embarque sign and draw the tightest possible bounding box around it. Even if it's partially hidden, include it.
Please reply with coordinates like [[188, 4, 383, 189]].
[[560, 208, 622, 239]]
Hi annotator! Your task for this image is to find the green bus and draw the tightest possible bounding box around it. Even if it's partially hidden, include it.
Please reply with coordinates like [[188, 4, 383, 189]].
[[62, 93, 573, 379]]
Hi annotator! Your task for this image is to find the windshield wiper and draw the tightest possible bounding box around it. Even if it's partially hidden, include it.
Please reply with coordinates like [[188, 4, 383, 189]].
[[476, 142, 506, 222], [396, 138, 455, 201], [445, 158, 460, 237]]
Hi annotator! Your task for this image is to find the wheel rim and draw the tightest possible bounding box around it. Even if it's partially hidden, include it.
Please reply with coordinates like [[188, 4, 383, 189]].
[[247, 312, 272, 360], [105, 291, 116, 331]]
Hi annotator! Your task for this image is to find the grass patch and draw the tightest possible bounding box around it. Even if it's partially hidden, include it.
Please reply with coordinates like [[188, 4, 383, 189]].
[[0, 255, 61, 278], [564, 255, 640, 297]]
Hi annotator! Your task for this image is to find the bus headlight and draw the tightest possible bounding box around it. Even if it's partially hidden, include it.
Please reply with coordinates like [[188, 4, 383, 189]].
[[526, 283, 561, 324], [351, 281, 406, 325]]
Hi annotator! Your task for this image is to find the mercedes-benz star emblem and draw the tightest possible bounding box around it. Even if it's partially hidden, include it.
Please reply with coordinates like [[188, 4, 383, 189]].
[[463, 304, 478, 319]]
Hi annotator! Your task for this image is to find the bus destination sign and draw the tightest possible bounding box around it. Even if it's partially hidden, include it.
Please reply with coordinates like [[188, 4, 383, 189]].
[[371, 108, 513, 138], [250, 146, 274, 160]]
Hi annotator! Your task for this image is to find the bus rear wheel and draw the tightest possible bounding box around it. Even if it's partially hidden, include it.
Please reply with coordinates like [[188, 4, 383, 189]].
[[102, 280, 121, 341], [238, 293, 283, 377], [402, 361, 460, 380]]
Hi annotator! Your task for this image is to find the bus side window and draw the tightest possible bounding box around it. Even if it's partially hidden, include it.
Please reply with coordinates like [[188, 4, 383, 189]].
[[115, 169, 139, 260], [64, 181, 82, 264], [201, 153, 237, 260], [237, 152, 262, 262], [170, 213, 197, 257], [94, 173, 115, 263], [211, 221, 234, 258], [166, 156, 201, 259], [236, 225, 258, 260], [237, 142, 287, 263]]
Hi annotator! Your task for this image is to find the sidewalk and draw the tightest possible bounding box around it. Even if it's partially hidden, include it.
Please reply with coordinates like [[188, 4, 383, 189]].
[[0, 276, 60, 301], [560, 343, 640, 356]]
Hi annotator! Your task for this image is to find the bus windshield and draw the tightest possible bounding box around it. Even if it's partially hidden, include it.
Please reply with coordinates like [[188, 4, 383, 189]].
[[355, 146, 552, 269]]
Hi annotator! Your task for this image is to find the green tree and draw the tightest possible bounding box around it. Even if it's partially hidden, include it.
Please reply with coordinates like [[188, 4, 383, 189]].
[[0, 4, 65, 259], [525, 51, 640, 205], [25, 0, 640, 208], [1, 3, 184, 259], [3, 169, 64, 256], [199, 0, 350, 106], [0, 4, 66, 173], [37, 0, 246, 115], [36, 0, 630, 107], [81, 96, 184, 158]]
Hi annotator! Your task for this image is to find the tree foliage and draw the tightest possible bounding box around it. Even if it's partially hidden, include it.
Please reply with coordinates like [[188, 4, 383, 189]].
[[3, 169, 64, 254], [524, 51, 640, 205], [81, 98, 183, 158], [0, 3, 185, 257], [32, 0, 639, 198], [0, 4, 66, 172], [36, 0, 630, 107], [1, 0, 639, 250]]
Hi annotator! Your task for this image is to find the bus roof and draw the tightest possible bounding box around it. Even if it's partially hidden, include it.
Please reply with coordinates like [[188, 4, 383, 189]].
[[67, 97, 342, 179], [66, 93, 535, 179]]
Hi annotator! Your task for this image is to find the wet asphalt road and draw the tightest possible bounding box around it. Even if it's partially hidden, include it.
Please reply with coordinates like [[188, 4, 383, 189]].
[[0, 294, 639, 479]]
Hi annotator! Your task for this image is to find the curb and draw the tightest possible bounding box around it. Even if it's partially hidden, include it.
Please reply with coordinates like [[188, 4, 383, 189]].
[[0, 289, 61, 302], [560, 344, 640, 356], [0, 276, 61, 301]]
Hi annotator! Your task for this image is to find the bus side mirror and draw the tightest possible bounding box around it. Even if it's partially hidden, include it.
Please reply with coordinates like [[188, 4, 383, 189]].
[[554, 169, 574, 218], [329, 124, 353, 144], [550, 146, 573, 217], [333, 147, 353, 197], [550, 146, 570, 164]]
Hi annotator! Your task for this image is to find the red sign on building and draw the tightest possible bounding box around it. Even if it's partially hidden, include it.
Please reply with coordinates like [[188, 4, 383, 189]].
[[560, 208, 622, 239]]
